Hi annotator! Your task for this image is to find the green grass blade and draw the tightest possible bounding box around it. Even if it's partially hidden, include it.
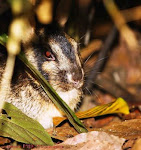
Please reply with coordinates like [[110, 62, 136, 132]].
[[0, 34, 8, 46]]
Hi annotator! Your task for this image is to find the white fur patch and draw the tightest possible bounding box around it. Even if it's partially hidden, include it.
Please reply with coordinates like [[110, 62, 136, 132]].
[[49, 41, 71, 70], [57, 88, 81, 110]]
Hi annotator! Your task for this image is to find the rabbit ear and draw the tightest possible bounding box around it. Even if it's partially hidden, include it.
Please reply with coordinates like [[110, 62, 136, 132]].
[[55, 0, 72, 27]]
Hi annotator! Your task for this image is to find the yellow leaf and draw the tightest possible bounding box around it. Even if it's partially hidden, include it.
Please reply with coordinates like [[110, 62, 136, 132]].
[[76, 97, 129, 118], [53, 98, 129, 126]]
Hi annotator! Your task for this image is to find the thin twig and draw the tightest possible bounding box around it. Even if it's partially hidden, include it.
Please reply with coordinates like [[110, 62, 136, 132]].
[[0, 54, 16, 109], [103, 0, 139, 50]]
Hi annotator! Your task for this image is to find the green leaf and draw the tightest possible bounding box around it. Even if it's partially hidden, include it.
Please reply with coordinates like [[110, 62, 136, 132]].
[[0, 102, 54, 145], [18, 51, 87, 133], [0, 34, 8, 46]]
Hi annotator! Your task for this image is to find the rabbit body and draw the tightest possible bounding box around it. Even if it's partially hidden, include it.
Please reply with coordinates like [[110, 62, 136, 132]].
[[0, 23, 84, 129]]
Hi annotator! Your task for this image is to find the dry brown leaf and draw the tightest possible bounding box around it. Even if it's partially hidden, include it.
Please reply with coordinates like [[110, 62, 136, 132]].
[[48, 116, 117, 141], [47, 126, 78, 141], [49, 118, 141, 142], [0, 137, 11, 145], [97, 119, 141, 139]]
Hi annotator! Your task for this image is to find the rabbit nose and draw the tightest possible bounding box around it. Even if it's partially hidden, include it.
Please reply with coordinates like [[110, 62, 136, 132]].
[[68, 69, 84, 88], [72, 71, 83, 83]]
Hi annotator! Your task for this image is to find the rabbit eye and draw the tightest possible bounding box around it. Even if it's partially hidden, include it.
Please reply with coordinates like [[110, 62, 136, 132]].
[[45, 51, 55, 61]]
